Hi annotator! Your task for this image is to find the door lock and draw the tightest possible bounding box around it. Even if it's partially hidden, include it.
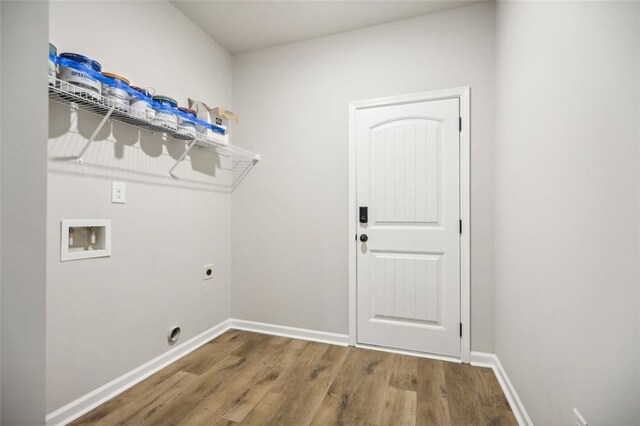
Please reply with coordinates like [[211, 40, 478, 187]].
[[359, 206, 368, 223], [360, 234, 368, 242]]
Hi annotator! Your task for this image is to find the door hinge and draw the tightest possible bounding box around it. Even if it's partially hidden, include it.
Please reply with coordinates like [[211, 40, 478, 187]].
[[459, 323, 463, 337], [459, 219, 462, 234], [459, 117, 462, 132], [355, 234, 358, 241]]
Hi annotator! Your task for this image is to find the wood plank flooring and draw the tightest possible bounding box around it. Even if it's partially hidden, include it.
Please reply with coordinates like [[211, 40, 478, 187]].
[[72, 330, 517, 425]]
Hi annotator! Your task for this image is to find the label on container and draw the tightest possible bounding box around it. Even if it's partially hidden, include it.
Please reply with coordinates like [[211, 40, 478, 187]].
[[59, 66, 101, 94], [103, 85, 129, 101]]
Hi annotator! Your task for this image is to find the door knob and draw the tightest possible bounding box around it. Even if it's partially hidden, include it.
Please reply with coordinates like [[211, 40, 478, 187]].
[[360, 234, 368, 242]]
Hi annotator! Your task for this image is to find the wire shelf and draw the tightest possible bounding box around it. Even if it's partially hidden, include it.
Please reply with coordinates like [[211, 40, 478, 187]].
[[48, 77, 260, 189]]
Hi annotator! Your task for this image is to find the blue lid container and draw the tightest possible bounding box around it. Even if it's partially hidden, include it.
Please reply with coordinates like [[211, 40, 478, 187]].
[[177, 107, 196, 118], [58, 53, 102, 72], [152, 95, 178, 108], [131, 86, 151, 98]]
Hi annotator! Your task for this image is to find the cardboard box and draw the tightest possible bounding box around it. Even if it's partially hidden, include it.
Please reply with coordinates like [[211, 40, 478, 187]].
[[188, 99, 239, 143], [211, 107, 240, 130]]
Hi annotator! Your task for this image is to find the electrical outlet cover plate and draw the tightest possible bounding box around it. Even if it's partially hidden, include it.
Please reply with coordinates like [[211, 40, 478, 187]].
[[112, 182, 126, 204], [203, 264, 215, 280], [573, 409, 588, 426]]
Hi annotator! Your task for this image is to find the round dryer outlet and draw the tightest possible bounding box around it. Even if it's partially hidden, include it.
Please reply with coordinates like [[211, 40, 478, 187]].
[[167, 326, 181, 344], [203, 264, 215, 280]]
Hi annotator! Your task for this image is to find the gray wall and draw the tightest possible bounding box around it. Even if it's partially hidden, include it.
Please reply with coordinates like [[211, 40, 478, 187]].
[[231, 2, 497, 352], [47, 1, 234, 413], [1, 1, 49, 424], [493, 2, 640, 424], [0, 1, 3, 416]]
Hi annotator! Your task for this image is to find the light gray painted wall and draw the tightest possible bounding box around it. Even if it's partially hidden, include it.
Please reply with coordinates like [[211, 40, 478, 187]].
[[231, 2, 496, 352], [0, 1, 3, 417], [493, 2, 640, 424], [47, 1, 233, 412], [1, 1, 49, 424]]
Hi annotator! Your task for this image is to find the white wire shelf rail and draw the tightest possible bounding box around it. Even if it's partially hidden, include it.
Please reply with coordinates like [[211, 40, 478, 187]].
[[48, 77, 260, 189]]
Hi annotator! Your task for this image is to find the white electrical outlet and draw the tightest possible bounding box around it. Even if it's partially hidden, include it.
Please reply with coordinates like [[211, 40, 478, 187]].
[[573, 409, 588, 426], [112, 182, 126, 204], [203, 264, 215, 280]]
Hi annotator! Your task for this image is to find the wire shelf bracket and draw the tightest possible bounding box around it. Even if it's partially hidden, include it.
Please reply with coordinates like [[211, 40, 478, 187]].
[[76, 105, 116, 164], [168, 138, 199, 178]]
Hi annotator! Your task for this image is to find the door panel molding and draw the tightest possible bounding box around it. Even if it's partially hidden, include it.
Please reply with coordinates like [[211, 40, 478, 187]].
[[369, 116, 445, 131], [348, 87, 471, 363]]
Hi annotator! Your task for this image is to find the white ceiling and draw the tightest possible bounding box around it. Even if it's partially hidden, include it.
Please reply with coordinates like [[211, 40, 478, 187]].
[[171, 1, 481, 54]]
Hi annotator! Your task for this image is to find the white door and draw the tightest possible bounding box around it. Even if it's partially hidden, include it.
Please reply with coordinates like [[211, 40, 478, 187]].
[[355, 97, 461, 357]]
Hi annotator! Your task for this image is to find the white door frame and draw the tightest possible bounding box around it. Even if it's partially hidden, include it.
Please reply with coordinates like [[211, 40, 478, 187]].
[[348, 87, 471, 363]]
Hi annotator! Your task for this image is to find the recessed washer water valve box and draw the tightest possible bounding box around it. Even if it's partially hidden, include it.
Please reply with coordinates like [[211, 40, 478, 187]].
[[61, 219, 111, 262]]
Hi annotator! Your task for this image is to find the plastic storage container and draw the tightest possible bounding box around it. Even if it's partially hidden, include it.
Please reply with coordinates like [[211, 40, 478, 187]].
[[152, 95, 178, 130], [130, 86, 155, 119], [101, 72, 131, 109], [58, 53, 102, 99], [48, 43, 57, 85], [177, 107, 197, 137]]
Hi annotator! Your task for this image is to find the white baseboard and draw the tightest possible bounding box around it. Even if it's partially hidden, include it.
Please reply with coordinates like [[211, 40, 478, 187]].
[[470, 351, 533, 426], [46, 319, 233, 426], [469, 350, 497, 369], [228, 318, 349, 346]]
